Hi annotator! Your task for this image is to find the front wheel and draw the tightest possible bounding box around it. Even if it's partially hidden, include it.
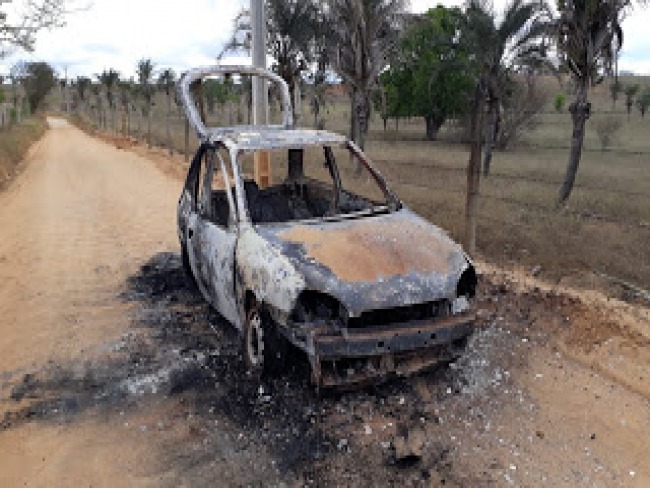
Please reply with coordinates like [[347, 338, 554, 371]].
[[243, 304, 288, 376]]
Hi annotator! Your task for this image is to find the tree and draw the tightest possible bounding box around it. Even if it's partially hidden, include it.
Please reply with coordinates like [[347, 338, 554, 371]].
[[465, 0, 553, 177], [554, 0, 642, 206], [496, 75, 549, 149], [636, 86, 650, 117], [204, 78, 236, 116], [325, 0, 407, 150], [90, 83, 102, 126], [266, 0, 317, 123], [97, 69, 120, 131], [136, 58, 155, 148], [13, 61, 55, 112], [624, 83, 639, 119], [594, 115, 623, 150], [158, 68, 176, 154], [75, 76, 91, 113], [380, 6, 474, 140], [1, 0, 66, 57], [117, 80, 134, 135], [609, 79, 622, 108]]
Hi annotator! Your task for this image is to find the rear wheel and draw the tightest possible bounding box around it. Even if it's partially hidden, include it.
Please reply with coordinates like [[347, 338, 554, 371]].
[[243, 304, 289, 376]]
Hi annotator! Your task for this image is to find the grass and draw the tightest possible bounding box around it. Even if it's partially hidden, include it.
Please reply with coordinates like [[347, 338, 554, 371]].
[[0, 116, 48, 190], [54, 76, 650, 290]]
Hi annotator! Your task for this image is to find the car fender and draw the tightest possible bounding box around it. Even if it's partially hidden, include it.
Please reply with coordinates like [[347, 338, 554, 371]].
[[236, 225, 306, 322]]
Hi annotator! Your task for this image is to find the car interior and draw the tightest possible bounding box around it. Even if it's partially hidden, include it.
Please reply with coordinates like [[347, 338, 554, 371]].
[[208, 148, 382, 226]]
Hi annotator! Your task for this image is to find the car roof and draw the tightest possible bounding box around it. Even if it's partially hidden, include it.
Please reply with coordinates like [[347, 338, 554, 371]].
[[207, 126, 348, 152]]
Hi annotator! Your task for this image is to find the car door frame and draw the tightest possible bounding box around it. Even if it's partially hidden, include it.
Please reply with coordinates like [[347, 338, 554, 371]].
[[186, 145, 242, 328]]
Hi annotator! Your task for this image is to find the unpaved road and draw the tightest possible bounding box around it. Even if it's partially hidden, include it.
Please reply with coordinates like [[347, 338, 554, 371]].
[[0, 119, 648, 487]]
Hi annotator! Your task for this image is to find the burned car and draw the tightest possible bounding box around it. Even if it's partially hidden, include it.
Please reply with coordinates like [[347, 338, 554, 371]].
[[177, 67, 476, 387]]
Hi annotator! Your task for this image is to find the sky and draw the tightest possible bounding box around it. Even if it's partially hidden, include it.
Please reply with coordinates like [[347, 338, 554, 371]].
[[1, 0, 649, 80]]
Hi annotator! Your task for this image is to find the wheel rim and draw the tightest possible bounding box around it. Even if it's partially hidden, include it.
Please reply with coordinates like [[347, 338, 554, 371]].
[[246, 310, 265, 368]]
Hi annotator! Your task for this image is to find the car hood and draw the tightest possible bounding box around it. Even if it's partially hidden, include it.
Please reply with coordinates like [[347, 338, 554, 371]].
[[255, 209, 471, 317]]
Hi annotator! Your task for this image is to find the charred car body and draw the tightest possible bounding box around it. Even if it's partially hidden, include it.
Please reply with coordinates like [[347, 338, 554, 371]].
[[177, 67, 476, 387]]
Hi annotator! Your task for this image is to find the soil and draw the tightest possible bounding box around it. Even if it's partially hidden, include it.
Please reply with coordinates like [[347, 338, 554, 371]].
[[0, 119, 648, 487]]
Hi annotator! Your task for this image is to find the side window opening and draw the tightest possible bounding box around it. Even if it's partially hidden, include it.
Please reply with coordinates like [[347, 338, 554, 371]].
[[199, 147, 236, 228], [237, 145, 392, 225]]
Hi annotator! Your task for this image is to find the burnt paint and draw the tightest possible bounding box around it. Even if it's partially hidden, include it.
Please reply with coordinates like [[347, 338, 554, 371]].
[[256, 208, 471, 317]]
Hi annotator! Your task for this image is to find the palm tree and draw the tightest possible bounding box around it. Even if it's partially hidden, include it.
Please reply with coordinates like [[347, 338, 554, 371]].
[[623, 83, 639, 119], [325, 0, 407, 150], [90, 83, 103, 127], [97, 69, 120, 132], [267, 0, 317, 124], [75, 76, 91, 115], [136, 58, 155, 148], [555, 0, 643, 206], [157, 68, 176, 155], [465, 0, 553, 177], [117, 80, 133, 136]]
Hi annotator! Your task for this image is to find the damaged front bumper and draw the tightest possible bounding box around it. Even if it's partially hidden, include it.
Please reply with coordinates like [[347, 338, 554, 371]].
[[291, 313, 475, 388]]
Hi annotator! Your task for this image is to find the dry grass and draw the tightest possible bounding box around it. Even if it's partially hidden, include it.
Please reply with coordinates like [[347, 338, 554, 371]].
[[55, 76, 650, 291], [0, 117, 48, 190]]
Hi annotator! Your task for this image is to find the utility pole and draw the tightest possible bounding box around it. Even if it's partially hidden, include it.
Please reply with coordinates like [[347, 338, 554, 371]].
[[251, 0, 268, 125], [251, 0, 272, 188]]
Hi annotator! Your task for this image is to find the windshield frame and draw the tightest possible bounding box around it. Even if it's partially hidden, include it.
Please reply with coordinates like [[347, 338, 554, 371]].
[[233, 141, 402, 227]]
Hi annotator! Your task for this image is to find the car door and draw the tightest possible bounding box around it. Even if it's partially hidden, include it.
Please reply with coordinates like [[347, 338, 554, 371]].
[[186, 147, 241, 328]]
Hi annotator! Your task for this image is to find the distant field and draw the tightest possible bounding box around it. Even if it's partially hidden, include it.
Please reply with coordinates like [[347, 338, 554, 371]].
[[58, 76, 650, 291]]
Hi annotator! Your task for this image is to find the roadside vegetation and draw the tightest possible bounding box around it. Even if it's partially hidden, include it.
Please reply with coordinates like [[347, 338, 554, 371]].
[[0, 116, 47, 189]]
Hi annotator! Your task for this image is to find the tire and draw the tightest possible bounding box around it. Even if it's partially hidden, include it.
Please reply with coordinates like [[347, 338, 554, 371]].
[[243, 304, 289, 376]]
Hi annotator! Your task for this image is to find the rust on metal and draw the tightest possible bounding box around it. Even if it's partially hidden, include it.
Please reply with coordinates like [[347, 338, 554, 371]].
[[278, 216, 458, 283]]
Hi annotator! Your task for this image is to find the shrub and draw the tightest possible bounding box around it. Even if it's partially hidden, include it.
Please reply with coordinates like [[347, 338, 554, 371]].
[[594, 115, 623, 151], [554, 93, 566, 113]]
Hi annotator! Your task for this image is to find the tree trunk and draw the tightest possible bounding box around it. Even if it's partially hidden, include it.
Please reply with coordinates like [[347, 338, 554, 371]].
[[482, 102, 499, 177], [424, 114, 444, 141], [350, 87, 369, 150], [147, 103, 152, 149], [558, 86, 590, 206], [465, 80, 486, 255], [166, 94, 173, 155]]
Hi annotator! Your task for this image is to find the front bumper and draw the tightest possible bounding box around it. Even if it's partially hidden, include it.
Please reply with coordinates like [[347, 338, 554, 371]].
[[294, 313, 475, 388]]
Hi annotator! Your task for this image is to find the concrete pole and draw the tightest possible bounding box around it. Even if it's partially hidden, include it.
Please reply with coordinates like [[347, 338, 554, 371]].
[[251, 0, 272, 188], [251, 0, 268, 125]]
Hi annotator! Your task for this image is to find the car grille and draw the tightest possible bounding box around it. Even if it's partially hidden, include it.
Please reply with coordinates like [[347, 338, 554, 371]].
[[347, 300, 450, 329]]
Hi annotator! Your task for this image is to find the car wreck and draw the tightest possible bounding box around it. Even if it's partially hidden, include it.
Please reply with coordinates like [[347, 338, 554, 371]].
[[177, 66, 477, 388]]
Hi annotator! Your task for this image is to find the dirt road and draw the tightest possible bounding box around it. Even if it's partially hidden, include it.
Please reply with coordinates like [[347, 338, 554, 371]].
[[0, 119, 648, 486]]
